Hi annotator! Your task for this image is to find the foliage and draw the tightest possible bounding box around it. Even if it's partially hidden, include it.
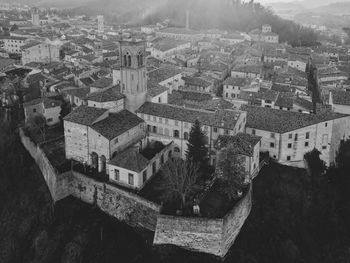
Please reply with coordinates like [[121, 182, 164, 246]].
[[159, 158, 200, 211], [59, 100, 71, 122], [185, 120, 208, 169], [216, 145, 246, 200], [26, 114, 47, 142]]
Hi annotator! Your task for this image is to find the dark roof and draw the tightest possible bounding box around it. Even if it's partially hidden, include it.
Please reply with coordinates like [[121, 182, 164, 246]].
[[63, 87, 90, 99], [332, 90, 350, 106], [215, 133, 261, 157], [23, 98, 62, 109], [148, 64, 183, 83], [64, 105, 106, 126], [108, 147, 148, 172], [294, 97, 313, 110], [91, 77, 113, 89], [275, 94, 294, 108], [242, 105, 347, 133], [147, 82, 168, 97], [21, 41, 41, 50], [137, 102, 243, 130], [0, 58, 15, 71], [91, 110, 144, 140], [183, 76, 212, 87], [86, 86, 125, 102], [223, 77, 248, 87]]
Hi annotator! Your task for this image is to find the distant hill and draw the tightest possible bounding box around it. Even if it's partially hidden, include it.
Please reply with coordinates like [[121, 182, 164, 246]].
[[315, 1, 350, 14]]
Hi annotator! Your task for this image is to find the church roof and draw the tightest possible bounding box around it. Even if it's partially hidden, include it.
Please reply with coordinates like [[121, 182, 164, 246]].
[[90, 110, 144, 140], [63, 105, 106, 126]]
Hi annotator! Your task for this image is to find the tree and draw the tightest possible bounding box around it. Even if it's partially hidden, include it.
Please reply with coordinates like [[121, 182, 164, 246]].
[[159, 158, 200, 212], [26, 114, 47, 142], [216, 145, 246, 200], [185, 120, 208, 169]]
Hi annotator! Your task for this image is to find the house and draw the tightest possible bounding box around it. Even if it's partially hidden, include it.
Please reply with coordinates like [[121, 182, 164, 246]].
[[156, 27, 203, 42], [287, 54, 309, 72], [64, 106, 146, 172], [215, 133, 261, 180], [149, 38, 191, 60], [0, 36, 27, 54], [242, 105, 350, 167], [108, 140, 173, 189], [86, 86, 125, 110], [329, 90, 350, 114], [62, 87, 90, 108], [23, 97, 62, 126], [249, 25, 279, 44], [181, 75, 214, 94], [136, 102, 247, 163], [147, 81, 168, 104], [223, 77, 249, 100], [21, 40, 61, 65], [231, 64, 262, 79]]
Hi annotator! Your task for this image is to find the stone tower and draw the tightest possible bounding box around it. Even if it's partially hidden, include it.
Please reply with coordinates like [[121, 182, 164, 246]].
[[31, 8, 40, 26], [97, 15, 104, 33], [119, 38, 147, 113]]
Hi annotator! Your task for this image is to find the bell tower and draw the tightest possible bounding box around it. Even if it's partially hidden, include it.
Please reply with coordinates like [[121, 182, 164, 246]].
[[119, 38, 147, 113]]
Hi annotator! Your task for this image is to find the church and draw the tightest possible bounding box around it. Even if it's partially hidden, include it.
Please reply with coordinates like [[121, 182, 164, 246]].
[[63, 37, 260, 190]]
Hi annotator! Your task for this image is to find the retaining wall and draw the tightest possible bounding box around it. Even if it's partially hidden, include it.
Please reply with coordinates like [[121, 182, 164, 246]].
[[153, 186, 252, 258], [20, 129, 160, 231]]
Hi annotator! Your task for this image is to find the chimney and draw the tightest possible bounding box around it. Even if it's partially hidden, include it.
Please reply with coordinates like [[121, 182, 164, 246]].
[[186, 10, 190, 30]]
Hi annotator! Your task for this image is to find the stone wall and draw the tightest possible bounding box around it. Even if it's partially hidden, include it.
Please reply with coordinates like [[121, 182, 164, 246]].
[[20, 129, 161, 231], [19, 129, 71, 201], [153, 186, 252, 258], [70, 172, 160, 230]]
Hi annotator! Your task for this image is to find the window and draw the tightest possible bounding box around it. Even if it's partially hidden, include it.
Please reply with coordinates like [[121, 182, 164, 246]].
[[114, 169, 119, 181], [271, 133, 275, 138], [322, 146, 327, 149], [305, 142, 309, 147], [174, 130, 179, 138], [325, 122, 328, 127], [214, 127, 218, 133], [128, 173, 134, 185], [224, 129, 229, 135], [288, 143, 292, 149], [174, 147, 180, 153], [184, 132, 189, 140], [252, 129, 256, 135], [47, 118, 53, 123], [306, 132, 310, 139], [270, 142, 275, 148], [33, 108, 37, 113], [114, 138, 119, 144], [143, 170, 147, 184], [164, 128, 169, 136], [152, 126, 157, 133], [287, 156, 291, 161], [289, 133, 293, 139], [158, 127, 163, 135], [147, 125, 151, 132], [295, 133, 298, 141]]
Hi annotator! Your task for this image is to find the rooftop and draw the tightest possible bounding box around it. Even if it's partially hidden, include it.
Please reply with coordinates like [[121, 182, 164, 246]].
[[332, 90, 350, 106], [23, 97, 62, 109], [64, 105, 106, 126], [86, 86, 125, 102], [108, 147, 149, 173], [223, 77, 248, 87], [242, 105, 347, 133], [137, 102, 243, 130]]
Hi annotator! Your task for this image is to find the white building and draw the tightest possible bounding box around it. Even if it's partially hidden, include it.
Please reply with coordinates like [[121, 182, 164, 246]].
[[21, 40, 61, 65]]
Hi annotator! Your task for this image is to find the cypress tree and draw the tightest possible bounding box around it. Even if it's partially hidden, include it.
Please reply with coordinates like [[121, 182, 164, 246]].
[[185, 120, 208, 168]]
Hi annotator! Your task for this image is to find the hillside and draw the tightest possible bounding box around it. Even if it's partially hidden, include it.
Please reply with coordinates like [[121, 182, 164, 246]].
[[144, 0, 319, 47]]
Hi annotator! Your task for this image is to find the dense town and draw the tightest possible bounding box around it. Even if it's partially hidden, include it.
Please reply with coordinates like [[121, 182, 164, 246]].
[[1, 1, 350, 262]]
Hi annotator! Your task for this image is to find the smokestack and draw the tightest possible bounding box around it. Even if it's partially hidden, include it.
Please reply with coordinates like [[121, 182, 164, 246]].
[[186, 10, 190, 30]]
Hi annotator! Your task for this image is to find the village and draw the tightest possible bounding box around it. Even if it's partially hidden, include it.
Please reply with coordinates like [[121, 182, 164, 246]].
[[1, 2, 350, 259]]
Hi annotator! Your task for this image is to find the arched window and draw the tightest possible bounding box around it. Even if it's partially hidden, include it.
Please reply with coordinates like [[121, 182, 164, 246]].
[[174, 147, 180, 153], [124, 51, 131, 67], [128, 55, 131, 67], [137, 51, 143, 67]]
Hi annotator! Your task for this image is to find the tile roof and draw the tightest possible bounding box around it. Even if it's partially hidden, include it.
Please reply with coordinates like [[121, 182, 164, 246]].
[[152, 38, 190, 52], [137, 102, 243, 130], [147, 82, 168, 97], [275, 93, 294, 108], [62, 87, 90, 99], [223, 77, 248, 87], [332, 90, 350, 106], [64, 105, 106, 126], [91, 77, 113, 89], [148, 64, 183, 83], [242, 105, 347, 133], [21, 41, 41, 50], [183, 76, 212, 87], [294, 97, 313, 110], [108, 147, 149, 172], [91, 110, 144, 140], [215, 133, 261, 157], [23, 98, 62, 109], [86, 86, 125, 102]]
